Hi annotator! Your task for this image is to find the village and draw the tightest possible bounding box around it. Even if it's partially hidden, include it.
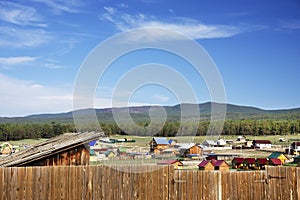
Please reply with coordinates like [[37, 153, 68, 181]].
[[89, 135, 300, 171]]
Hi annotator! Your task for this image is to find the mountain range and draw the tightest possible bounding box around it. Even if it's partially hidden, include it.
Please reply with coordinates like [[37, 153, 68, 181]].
[[1, 102, 300, 124]]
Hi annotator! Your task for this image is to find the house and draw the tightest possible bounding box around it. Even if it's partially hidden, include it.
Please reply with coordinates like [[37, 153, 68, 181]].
[[268, 152, 288, 164], [252, 140, 272, 149], [150, 137, 169, 154], [237, 136, 246, 142], [255, 158, 268, 170], [104, 150, 116, 157], [231, 157, 245, 169], [287, 142, 300, 155], [157, 160, 183, 169], [117, 147, 127, 156], [207, 154, 239, 161], [243, 158, 256, 170], [198, 160, 214, 171], [217, 139, 226, 147], [292, 155, 300, 164], [268, 158, 282, 166], [211, 159, 230, 171], [202, 140, 217, 147], [0, 132, 103, 167], [178, 143, 202, 157]]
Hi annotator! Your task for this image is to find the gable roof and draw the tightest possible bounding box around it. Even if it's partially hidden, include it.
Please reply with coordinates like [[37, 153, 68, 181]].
[[0, 132, 103, 167], [158, 160, 183, 165], [253, 140, 272, 144], [198, 160, 211, 167], [243, 158, 256, 164], [256, 158, 268, 165], [153, 137, 169, 145], [202, 140, 217, 146], [211, 160, 228, 167], [268, 152, 287, 159], [178, 143, 197, 150], [232, 157, 245, 164], [269, 158, 282, 165]]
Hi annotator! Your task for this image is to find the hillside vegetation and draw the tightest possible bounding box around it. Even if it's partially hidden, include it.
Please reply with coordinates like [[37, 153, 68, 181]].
[[0, 102, 299, 140]]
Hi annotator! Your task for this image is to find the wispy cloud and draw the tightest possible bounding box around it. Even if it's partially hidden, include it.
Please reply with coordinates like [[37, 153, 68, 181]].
[[0, 26, 52, 48], [32, 0, 83, 14], [101, 7, 242, 39], [0, 1, 47, 27], [152, 94, 170, 102], [0, 56, 37, 66], [280, 20, 300, 31]]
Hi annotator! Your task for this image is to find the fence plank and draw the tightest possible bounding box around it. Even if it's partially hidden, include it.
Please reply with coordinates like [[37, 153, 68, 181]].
[[0, 165, 299, 199]]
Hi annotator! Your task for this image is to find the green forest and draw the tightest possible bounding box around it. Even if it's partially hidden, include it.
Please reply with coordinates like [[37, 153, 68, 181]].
[[0, 119, 299, 141]]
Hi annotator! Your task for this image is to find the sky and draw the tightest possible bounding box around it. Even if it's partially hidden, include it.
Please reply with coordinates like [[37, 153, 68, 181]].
[[0, 0, 300, 117]]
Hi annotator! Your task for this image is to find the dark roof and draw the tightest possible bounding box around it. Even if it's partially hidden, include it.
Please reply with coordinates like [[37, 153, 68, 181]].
[[158, 160, 182, 165], [256, 158, 268, 165], [232, 157, 245, 164], [292, 142, 300, 146], [153, 137, 169, 145], [253, 140, 272, 144], [243, 158, 256, 164], [211, 160, 228, 167], [198, 160, 212, 167], [0, 132, 103, 167], [269, 158, 282, 165]]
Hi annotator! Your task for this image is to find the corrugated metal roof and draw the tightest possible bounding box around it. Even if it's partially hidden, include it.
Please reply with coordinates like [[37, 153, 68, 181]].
[[256, 158, 268, 165], [198, 160, 211, 167], [153, 137, 169, 145], [268, 152, 287, 159], [178, 143, 196, 150]]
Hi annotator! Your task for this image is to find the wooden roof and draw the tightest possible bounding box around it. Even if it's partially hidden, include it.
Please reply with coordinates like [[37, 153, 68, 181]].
[[0, 132, 103, 167]]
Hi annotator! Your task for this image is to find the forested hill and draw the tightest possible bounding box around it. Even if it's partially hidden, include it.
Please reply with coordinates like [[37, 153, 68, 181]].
[[1, 102, 300, 124]]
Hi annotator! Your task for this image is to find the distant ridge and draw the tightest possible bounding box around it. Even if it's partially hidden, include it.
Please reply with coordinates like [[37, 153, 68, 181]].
[[0, 102, 300, 124]]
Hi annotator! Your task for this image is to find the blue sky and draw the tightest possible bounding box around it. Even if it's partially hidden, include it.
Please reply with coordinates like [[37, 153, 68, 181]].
[[0, 0, 300, 116]]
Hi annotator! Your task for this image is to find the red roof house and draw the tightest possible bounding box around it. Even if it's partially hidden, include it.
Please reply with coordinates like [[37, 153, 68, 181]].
[[198, 160, 214, 171], [243, 158, 256, 170], [255, 158, 268, 170], [211, 159, 229, 171], [231, 157, 245, 169]]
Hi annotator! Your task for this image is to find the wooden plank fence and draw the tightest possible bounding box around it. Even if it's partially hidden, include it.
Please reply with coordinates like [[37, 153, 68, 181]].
[[0, 165, 299, 200]]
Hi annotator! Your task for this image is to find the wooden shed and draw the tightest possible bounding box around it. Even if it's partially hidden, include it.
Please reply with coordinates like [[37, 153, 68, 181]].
[[157, 159, 183, 169], [243, 158, 256, 170], [231, 157, 245, 169], [255, 158, 268, 170], [150, 137, 169, 154], [179, 143, 202, 157], [198, 160, 214, 171], [268, 152, 288, 164], [211, 159, 230, 171], [0, 132, 103, 167]]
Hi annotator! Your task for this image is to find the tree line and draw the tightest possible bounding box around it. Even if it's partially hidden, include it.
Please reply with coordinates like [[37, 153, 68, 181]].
[[0, 119, 299, 141]]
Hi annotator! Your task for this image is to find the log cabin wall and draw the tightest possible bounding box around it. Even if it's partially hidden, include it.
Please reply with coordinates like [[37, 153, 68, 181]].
[[24, 144, 90, 166]]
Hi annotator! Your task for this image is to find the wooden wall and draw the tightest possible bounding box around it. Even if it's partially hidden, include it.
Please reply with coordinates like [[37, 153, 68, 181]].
[[0, 165, 299, 199], [22, 144, 90, 166]]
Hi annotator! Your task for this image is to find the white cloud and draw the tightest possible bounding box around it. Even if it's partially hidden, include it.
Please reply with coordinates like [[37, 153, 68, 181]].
[[0, 26, 52, 48], [0, 56, 37, 66], [32, 0, 83, 14], [0, 73, 73, 117], [152, 94, 170, 102], [101, 7, 242, 39], [0, 1, 47, 27]]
